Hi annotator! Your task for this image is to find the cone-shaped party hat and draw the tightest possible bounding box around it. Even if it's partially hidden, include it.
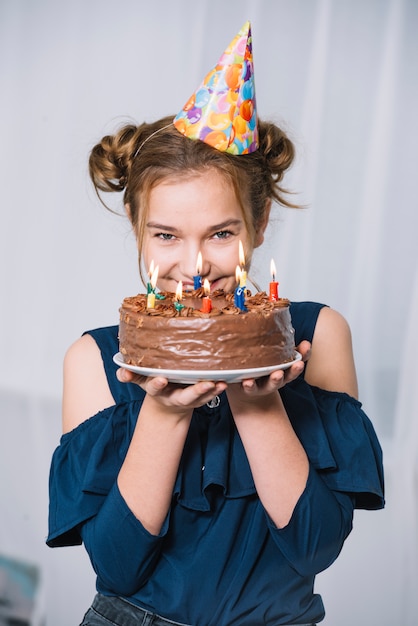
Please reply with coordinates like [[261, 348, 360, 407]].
[[173, 21, 258, 154]]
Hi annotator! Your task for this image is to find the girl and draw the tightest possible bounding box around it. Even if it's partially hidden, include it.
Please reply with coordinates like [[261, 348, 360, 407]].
[[47, 25, 384, 626]]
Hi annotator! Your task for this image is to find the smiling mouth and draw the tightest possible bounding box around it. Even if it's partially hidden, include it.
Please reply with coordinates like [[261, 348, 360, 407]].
[[171, 278, 229, 293], [182, 280, 217, 292]]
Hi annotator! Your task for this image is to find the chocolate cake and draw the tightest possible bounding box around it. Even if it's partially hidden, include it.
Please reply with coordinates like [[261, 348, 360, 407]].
[[118, 289, 296, 371]]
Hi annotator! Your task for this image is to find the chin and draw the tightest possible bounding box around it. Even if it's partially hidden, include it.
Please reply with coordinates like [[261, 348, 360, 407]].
[[211, 278, 235, 293]]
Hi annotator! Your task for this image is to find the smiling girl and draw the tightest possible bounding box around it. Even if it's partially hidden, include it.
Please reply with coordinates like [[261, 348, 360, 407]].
[[47, 24, 384, 626]]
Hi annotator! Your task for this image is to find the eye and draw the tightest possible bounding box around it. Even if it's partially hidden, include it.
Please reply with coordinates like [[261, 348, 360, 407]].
[[156, 232, 176, 241], [213, 230, 233, 240]]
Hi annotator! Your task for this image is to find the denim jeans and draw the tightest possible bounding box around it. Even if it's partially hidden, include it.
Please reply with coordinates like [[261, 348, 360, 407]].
[[80, 593, 316, 626], [79, 594, 192, 626]]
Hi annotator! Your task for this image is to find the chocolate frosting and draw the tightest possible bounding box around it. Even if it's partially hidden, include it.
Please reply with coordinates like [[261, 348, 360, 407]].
[[119, 289, 295, 370]]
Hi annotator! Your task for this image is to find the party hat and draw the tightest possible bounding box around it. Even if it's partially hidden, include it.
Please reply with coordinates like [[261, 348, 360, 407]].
[[173, 21, 258, 154]]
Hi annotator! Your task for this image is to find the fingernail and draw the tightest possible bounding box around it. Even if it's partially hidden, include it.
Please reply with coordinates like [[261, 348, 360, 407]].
[[117, 368, 128, 381], [201, 382, 214, 392]]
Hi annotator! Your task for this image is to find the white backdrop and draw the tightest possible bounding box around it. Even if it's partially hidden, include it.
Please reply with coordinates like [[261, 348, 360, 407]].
[[1, 0, 417, 624]]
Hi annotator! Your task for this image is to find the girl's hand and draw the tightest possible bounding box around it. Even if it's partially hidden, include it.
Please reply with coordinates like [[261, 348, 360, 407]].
[[117, 367, 227, 414], [226, 340, 310, 403], [297, 340, 312, 364], [117, 340, 310, 409]]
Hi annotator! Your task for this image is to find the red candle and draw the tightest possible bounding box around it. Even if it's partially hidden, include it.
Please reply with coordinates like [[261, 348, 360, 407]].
[[201, 279, 212, 313], [269, 259, 279, 301]]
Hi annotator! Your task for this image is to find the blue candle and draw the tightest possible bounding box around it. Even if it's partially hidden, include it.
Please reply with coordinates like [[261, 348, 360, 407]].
[[234, 286, 246, 311], [234, 266, 247, 311], [193, 252, 203, 289]]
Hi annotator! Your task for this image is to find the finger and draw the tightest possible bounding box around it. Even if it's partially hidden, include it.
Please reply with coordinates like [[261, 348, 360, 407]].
[[187, 380, 227, 403], [296, 340, 312, 362], [269, 370, 287, 386], [241, 378, 257, 392], [116, 367, 133, 383], [284, 359, 305, 382], [241, 371, 284, 394], [117, 368, 170, 393], [146, 376, 169, 395], [117, 368, 149, 385], [172, 380, 227, 407]]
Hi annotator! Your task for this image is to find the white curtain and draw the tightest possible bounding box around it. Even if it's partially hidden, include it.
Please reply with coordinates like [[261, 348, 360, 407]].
[[1, 0, 417, 623]]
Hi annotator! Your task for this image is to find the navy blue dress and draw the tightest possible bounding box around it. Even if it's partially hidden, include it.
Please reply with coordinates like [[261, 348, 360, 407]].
[[47, 302, 384, 626]]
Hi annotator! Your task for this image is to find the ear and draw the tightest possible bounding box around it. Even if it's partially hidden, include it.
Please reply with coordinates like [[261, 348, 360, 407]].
[[253, 200, 271, 248]]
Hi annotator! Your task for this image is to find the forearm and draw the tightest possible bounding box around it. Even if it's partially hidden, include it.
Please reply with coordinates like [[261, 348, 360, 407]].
[[81, 481, 167, 595], [117, 394, 192, 535], [230, 392, 309, 528], [269, 468, 355, 576]]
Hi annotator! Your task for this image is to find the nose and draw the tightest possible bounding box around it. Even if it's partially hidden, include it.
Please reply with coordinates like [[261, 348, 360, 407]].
[[180, 245, 212, 283], [179, 245, 203, 282]]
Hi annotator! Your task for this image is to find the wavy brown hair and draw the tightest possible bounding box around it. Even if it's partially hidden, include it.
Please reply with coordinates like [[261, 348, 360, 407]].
[[89, 115, 299, 283]]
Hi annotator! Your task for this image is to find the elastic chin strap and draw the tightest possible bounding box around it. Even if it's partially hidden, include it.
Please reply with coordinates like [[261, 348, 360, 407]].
[[133, 123, 174, 159], [246, 275, 261, 293]]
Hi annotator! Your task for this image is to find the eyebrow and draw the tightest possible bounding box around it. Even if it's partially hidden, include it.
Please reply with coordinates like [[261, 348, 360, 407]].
[[146, 219, 243, 234]]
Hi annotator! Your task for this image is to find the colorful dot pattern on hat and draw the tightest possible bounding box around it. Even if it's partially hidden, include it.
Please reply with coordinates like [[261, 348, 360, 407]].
[[173, 21, 258, 155]]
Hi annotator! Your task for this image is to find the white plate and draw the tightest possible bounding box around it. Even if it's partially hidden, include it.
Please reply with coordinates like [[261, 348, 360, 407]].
[[113, 352, 302, 384]]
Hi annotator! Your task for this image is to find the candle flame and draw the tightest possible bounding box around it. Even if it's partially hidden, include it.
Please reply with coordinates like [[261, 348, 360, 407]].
[[196, 251, 202, 275], [175, 280, 183, 301], [150, 265, 159, 289], [148, 259, 155, 277], [203, 278, 210, 295], [238, 241, 246, 268], [235, 265, 241, 283], [270, 259, 276, 282]]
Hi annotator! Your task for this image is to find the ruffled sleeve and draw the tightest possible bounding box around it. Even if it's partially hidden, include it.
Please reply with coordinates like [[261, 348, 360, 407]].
[[280, 377, 384, 510], [47, 400, 143, 547]]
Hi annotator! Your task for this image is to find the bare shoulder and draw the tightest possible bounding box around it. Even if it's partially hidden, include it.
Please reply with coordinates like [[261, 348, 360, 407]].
[[304, 307, 359, 398], [62, 334, 115, 434]]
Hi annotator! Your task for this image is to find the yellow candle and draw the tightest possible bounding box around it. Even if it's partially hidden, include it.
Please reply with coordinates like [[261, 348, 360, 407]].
[[239, 269, 247, 287], [147, 265, 159, 308], [238, 240, 247, 287]]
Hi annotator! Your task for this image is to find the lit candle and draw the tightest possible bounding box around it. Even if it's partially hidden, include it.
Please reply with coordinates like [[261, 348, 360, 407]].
[[234, 266, 241, 308], [269, 259, 279, 301], [238, 241, 247, 287], [174, 280, 185, 312], [234, 266, 246, 311], [147, 259, 155, 294], [193, 252, 203, 289], [147, 265, 159, 308], [201, 278, 212, 313]]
